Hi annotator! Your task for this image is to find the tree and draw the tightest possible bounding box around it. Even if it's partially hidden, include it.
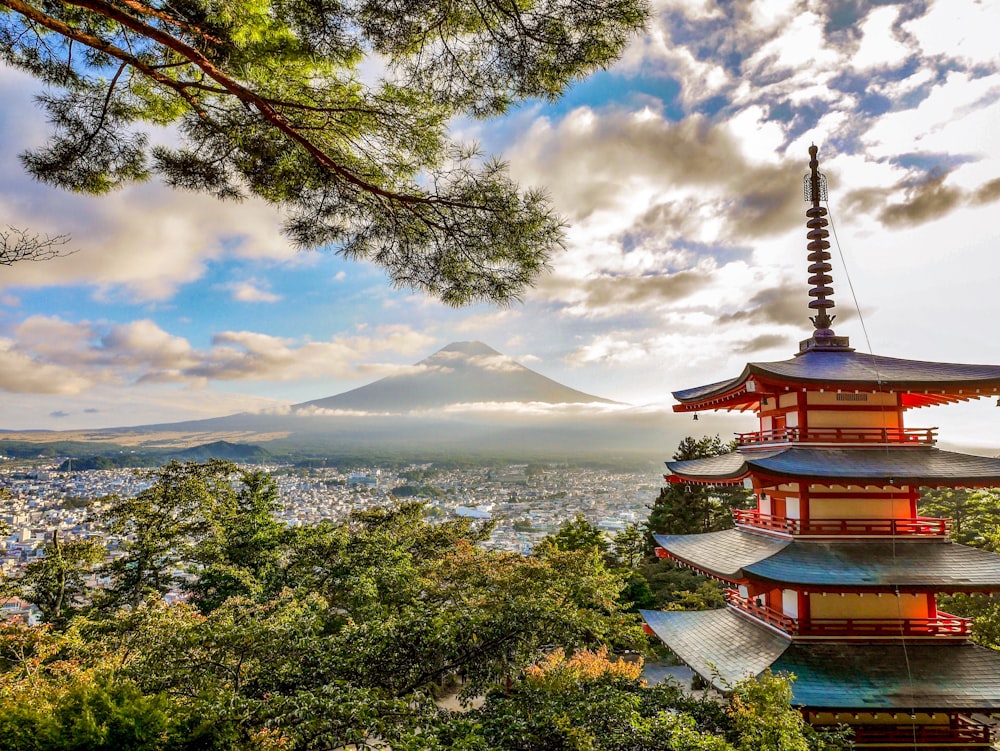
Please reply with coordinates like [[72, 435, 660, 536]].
[[612, 523, 644, 568], [0, 226, 73, 266], [918, 488, 1000, 548], [646, 436, 753, 537], [186, 469, 287, 612], [540, 513, 609, 554], [0, 0, 647, 305], [10, 530, 104, 625], [96, 460, 237, 609]]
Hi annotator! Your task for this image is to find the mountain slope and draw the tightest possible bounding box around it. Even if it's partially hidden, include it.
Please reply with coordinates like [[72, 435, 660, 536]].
[[295, 341, 618, 412]]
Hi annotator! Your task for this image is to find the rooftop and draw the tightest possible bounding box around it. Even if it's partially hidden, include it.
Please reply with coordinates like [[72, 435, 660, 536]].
[[653, 528, 1000, 590], [642, 608, 1000, 710], [665, 446, 1000, 487]]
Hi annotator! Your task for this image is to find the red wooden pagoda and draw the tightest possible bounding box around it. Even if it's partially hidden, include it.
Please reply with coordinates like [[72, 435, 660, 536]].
[[642, 146, 1000, 749]]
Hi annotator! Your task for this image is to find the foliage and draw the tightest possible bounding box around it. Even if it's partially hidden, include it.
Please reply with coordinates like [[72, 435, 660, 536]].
[[540, 514, 609, 555], [430, 647, 738, 751], [0, 0, 647, 305], [9, 531, 104, 625], [611, 523, 645, 568], [646, 437, 753, 538], [95, 460, 238, 609], [727, 671, 850, 751], [919, 488, 1000, 548], [3, 462, 649, 748]]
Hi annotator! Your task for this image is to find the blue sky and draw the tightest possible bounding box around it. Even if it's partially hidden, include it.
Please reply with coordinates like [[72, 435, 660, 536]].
[[3, 0, 1000, 449]]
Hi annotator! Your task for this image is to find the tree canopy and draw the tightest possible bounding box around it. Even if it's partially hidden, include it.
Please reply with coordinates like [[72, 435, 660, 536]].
[[0, 0, 647, 304]]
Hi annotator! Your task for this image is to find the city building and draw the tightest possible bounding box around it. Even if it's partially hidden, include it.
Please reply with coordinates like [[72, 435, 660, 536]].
[[642, 146, 1000, 749]]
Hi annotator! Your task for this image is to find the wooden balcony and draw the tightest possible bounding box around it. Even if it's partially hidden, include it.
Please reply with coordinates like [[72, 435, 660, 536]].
[[732, 509, 951, 537], [725, 590, 971, 639], [736, 426, 937, 447], [843, 715, 991, 747]]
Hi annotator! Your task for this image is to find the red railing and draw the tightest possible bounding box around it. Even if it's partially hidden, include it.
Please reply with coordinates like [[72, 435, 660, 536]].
[[732, 509, 951, 537], [725, 591, 971, 638], [736, 426, 937, 446], [845, 715, 990, 745], [724, 590, 797, 632]]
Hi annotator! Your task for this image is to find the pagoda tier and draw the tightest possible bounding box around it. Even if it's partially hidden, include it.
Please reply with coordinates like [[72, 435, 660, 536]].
[[642, 608, 1000, 711], [653, 529, 1000, 591], [665, 446, 1000, 487], [642, 146, 1000, 748], [671, 349, 1000, 413], [643, 609, 1000, 748]]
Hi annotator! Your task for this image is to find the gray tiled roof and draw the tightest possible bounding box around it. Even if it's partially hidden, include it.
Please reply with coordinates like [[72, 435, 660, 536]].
[[666, 446, 1000, 485], [673, 348, 1000, 402], [640, 608, 789, 687], [653, 528, 788, 579], [775, 642, 1000, 710], [641, 608, 1000, 710], [654, 529, 1000, 589]]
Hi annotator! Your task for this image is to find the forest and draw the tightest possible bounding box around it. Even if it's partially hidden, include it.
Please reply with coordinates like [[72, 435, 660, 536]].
[[0, 456, 853, 751]]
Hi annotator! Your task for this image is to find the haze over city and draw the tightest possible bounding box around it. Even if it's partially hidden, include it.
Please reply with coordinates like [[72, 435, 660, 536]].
[[2, 0, 1000, 450]]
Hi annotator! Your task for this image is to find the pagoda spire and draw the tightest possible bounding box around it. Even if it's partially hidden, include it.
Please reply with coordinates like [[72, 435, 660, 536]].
[[798, 145, 851, 353]]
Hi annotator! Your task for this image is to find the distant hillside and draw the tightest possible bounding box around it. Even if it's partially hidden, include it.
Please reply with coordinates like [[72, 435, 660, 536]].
[[168, 441, 270, 462], [296, 341, 618, 412], [0, 342, 739, 463]]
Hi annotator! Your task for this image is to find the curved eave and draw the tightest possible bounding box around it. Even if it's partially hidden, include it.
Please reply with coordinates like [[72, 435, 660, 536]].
[[666, 447, 1000, 489], [671, 350, 1000, 411], [641, 608, 1000, 710], [653, 528, 788, 581], [654, 529, 1000, 591]]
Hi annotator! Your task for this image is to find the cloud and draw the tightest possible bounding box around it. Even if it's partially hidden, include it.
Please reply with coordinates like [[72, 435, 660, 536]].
[[717, 281, 815, 328], [49, 410, 70, 418], [732, 333, 792, 354], [0, 338, 94, 394], [0, 69, 292, 302], [0, 317, 437, 392], [220, 280, 282, 303], [842, 170, 1000, 228]]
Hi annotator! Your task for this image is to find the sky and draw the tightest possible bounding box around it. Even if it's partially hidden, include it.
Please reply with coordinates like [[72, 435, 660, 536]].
[[2, 0, 1000, 449]]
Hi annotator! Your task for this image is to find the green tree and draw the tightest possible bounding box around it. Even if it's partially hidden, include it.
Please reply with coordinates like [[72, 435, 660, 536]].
[[540, 513, 609, 554], [10, 530, 104, 625], [647, 437, 753, 537], [612, 523, 644, 568], [187, 469, 287, 612], [0, 0, 647, 305], [96, 460, 236, 609], [727, 670, 849, 751], [919, 488, 1000, 547]]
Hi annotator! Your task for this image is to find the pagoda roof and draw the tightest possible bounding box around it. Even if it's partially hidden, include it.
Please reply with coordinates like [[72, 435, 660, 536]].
[[666, 446, 1000, 487], [641, 608, 1000, 710], [673, 348, 1000, 410], [653, 528, 1000, 590]]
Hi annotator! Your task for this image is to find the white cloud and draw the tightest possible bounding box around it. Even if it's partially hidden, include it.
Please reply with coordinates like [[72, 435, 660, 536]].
[[0, 316, 438, 392], [851, 6, 910, 71], [221, 280, 282, 303]]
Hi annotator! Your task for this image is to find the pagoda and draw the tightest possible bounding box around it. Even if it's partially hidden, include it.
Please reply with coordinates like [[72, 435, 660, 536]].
[[642, 146, 1000, 749]]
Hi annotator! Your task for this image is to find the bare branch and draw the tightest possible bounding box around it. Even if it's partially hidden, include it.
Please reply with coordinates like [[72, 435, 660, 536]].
[[0, 226, 75, 265]]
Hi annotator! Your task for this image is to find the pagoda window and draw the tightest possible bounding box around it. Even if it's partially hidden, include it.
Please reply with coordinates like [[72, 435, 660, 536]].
[[785, 496, 800, 520], [781, 589, 799, 618], [809, 592, 930, 620], [805, 409, 901, 430]]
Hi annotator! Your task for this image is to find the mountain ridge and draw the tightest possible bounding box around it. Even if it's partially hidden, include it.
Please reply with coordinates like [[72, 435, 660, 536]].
[[294, 340, 619, 413]]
